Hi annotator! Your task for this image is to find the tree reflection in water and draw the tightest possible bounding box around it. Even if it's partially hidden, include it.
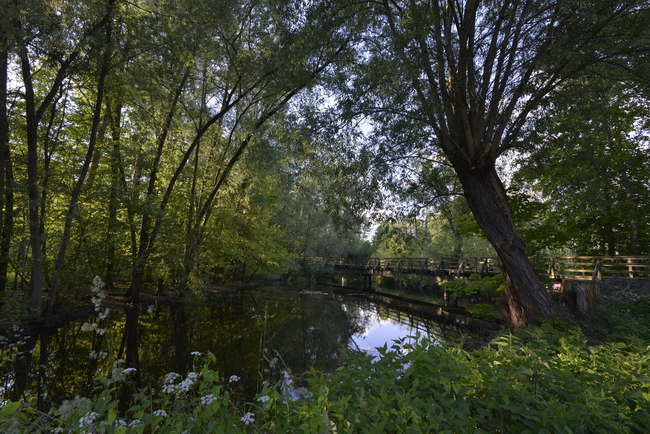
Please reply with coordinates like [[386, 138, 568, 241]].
[[1, 286, 480, 404]]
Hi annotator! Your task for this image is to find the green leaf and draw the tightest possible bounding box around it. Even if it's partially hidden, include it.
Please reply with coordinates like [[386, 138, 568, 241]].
[[0, 401, 21, 417]]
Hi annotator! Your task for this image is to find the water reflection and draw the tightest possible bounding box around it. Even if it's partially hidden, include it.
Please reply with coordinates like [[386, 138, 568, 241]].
[[1, 286, 477, 405]]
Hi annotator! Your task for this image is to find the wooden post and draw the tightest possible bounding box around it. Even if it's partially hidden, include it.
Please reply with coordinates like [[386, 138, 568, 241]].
[[628, 257, 637, 279], [548, 258, 556, 279], [480, 258, 488, 276], [592, 259, 602, 281]]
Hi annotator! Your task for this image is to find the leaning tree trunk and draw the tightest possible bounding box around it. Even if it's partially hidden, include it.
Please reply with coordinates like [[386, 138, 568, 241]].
[[456, 164, 561, 330]]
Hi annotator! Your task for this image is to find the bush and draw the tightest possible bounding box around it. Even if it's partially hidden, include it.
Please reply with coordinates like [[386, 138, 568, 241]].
[[264, 324, 650, 433]]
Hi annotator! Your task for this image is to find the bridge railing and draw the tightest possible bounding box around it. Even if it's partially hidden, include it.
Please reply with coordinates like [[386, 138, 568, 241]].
[[307, 257, 501, 276], [308, 255, 650, 280]]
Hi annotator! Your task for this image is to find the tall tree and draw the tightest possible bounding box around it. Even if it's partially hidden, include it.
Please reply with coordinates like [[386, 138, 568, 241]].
[[45, 0, 117, 315], [9, 0, 112, 313], [331, 0, 649, 329]]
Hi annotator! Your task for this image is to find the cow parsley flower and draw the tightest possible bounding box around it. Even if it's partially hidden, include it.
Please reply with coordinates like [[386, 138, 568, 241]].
[[81, 323, 97, 332]]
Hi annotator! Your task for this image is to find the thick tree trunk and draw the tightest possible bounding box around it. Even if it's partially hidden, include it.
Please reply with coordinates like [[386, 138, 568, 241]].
[[455, 165, 560, 330]]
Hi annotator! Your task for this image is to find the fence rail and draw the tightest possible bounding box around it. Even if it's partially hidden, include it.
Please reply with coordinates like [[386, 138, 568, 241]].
[[307, 257, 501, 277], [548, 256, 650, 280], [306, 255, 650, 280]]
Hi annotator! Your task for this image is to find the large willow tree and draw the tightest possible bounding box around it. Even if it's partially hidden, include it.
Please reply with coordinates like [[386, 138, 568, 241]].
[[334, 0, 649, 329]]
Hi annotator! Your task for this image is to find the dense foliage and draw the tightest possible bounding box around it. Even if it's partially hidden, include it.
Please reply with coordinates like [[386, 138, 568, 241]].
[[511, 77, 650, 256]]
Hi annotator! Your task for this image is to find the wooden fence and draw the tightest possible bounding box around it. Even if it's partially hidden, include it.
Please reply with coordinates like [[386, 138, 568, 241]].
[[548, 256, 650, 280]]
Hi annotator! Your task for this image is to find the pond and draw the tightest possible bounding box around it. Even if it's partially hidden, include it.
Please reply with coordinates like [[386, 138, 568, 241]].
[[1, 284, 486, 407]]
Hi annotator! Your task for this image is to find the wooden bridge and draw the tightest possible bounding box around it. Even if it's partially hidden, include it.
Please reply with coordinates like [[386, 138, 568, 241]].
[[306, 256, 650, 280]]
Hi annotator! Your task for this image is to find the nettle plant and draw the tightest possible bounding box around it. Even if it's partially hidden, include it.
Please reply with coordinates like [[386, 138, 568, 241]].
[[440, 274, 505, 303]]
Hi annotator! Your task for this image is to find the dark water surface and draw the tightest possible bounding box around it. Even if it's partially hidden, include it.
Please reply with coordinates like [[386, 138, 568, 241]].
[[1, 285, 479, 406]]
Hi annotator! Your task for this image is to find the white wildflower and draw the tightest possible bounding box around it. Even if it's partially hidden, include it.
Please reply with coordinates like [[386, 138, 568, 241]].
[[190, 351, 201, 356], [80, 323, 97, 332], [79, 411, 99, 428], [240, 412, 255, 426], [122, 367, 137, 375], [164, 372, 180, 384], [257, 395, 270, 403], [98, 308, 110, 320], [128, 419, 142, 428], [201, 394, 216, 406], [89, 350, 97, 360], [161, 384, 174, 394], [153, 410, 168, 417], [115, 420, 127, 427], [92, 276, 105, 290], [176, 377, 194, 393], [228, 375, 240, 383]]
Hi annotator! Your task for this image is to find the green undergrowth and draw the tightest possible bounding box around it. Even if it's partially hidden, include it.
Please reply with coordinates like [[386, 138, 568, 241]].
[[3, 323, 649, 433], [2, 279, 650, 433]]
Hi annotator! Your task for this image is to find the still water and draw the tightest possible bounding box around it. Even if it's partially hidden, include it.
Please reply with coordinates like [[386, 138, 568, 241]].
[[1, 285, 478, 405]]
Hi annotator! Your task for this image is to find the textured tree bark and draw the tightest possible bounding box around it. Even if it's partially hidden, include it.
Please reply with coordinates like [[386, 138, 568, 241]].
[[455, 164, 561, 330]]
